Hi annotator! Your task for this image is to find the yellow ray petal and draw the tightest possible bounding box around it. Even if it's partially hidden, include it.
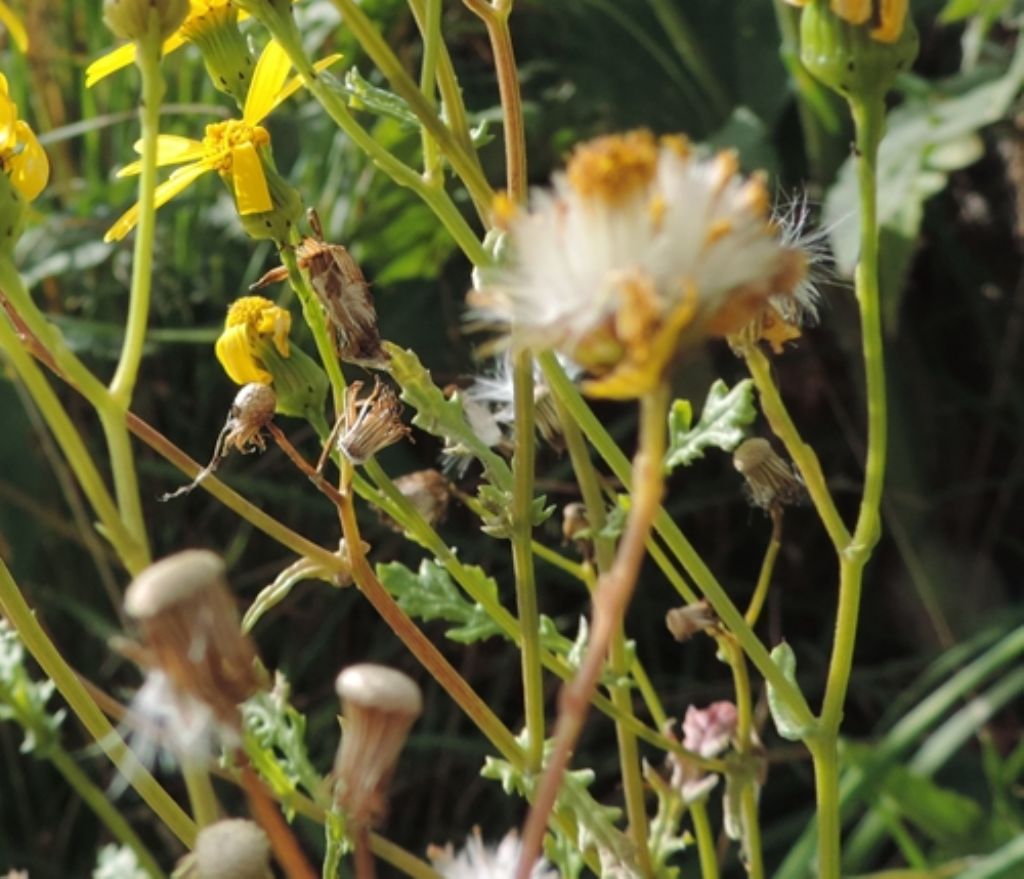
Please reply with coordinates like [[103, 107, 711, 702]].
[[86, 32, 189, 87], [0, 92, 16, 153], [871, 0, 908, 42], [0, 2, 28, 53], [215, 323, 272, 385], [104, 162, 209, 242], [244, 39, 293, 126], [0, 73, 9, 96], [230, 142, 272, 215], [270, 54, 344, 118], [8, 122, 49, 201], [117, 135, 206, 177]]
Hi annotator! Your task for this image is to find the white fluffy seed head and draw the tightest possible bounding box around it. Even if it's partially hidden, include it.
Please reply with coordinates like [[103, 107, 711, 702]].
[[193, 819, 272, 879]]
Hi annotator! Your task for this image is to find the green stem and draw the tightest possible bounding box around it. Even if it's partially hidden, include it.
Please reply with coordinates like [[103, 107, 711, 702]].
[[745, 510, 782, 628], [739, 782, 765, 879], [330, 0, 493, 214], [417, 0, 442, 180], [690, 800, 720, 879], [181, 758, 221, 829], [0, 315, 146, 572], [808, 737, 841, 879], [538, 353, 816, 732], [0, 559, 196, 847], [743, 344, 849, 552], [49, 747, 166, 878], [510, 352, 545, 771], [255, 12, 490, 267]]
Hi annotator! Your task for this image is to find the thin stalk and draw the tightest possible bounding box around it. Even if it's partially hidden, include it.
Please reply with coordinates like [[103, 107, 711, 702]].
[[0, 559, 196, 847], [0, 314, 146, 571], [417, 0, 443, 179], [463, 0, 526, 202], [181, 758, 220, 829], [745, 509, 783, 628], [743, 344, 849, 551], [49, 747, 165, 878], [510, 352, 545, 771], [517, 384, 670, 879], [552, 383, 653, 874], [238, 761, 318, 879], [254, 12, 490, 267], [813, 94, 888, 879], [330, 0, 494, 214], [690, 800, 720, 879], [739, 783, 765, 879], [538, 353, 816, 731]]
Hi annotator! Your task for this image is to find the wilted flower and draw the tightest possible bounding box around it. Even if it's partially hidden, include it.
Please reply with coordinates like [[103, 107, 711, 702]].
[[387, 469, 451, 529], [0, 2, 27, 52], [428, 828, 559, 879], [160, 383, 277, 501], [733, 438, 805, 511], [123, 550, 260, 757], [665, 600, 718, 642], [104, 40, 339, 242], [473, 130, 808, 399], [174, 818, 273, 879], [666, 701, 738, 804], [330, 380, 411, 465], [333, 664, 422, 828]]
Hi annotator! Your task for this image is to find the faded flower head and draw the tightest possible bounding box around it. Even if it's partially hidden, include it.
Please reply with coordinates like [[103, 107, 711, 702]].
[[174, 818, 273, 879], [124, 550, 260, 738], [333, 663, 422, 827], [428, 828, 559, 879], [733, 438, 805, 511], [389, 469, 451, 529], [665, 600, 718, 642], [332, 380, 411, 465], [473, 131, 808, 399], [666, 701, 738, 805]]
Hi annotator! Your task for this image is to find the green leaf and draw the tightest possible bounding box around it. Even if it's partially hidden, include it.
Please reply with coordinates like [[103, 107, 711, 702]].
[[664, 379, 756, 472], [377, 559, 503, 644], [384, 344, 512, 490], [342, 67, 419, 127], [767, 642, 813, 742]]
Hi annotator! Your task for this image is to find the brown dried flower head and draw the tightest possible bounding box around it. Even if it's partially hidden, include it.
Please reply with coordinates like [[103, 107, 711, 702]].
[[332, 379, 411, 465], [172, 818, 273, 879], [251, 209, 385, 365], [733, 437, 805, 511], [665, 600, 718, 642], [124, 550, 260, 730], [333, 663, 423, 827], [389, 469, 451, 529]]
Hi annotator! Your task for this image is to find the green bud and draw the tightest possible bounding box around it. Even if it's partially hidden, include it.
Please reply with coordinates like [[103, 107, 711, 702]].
[[103, 0, 189, 42], [799, 0, 918, 99], [235, 160, 304, 246], [253, 336, 329, 422], [181, 4, 254, 107], [0, 171, 27, 256]]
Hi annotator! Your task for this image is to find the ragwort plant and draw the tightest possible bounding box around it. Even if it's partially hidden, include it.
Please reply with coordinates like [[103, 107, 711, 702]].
[[2, 1, 1016, 878]]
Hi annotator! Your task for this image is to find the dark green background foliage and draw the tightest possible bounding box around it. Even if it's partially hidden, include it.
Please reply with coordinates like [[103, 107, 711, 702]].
[[1, 0, 1023, 875]]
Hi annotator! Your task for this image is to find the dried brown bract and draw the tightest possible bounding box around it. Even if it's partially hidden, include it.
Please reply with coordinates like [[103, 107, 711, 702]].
[[386, 469, 451, 530], [328, 379, 411, 466], [665, 600, 718, 642], [251, 209, 385, 365], [733, 437, 806, 511]]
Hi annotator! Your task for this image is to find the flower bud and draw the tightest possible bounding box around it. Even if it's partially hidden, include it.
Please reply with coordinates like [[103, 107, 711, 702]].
[[103, 0, 189, 42], [733, 438, 805, 511], [180, 3, 254, 106], [333, 664, 422, 827], [665, 600, 718, 642], [124, 550, 260, 729], [176, 819, 273, 879], [796, 0, 918, 99]]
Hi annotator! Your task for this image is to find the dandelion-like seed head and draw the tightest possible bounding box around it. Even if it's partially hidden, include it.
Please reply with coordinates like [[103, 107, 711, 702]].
[[124, 550, 260, 731], [428, 828, 559, 879], [333, 663, 423, 828], [475, 130, 809, 399], [733, 438, 805, 511], [188, 818, 273, 879]]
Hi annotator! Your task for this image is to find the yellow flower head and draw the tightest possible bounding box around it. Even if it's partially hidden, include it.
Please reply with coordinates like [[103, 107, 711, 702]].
[[215, 295, 291, 385], [0, 74, 49, 203], [104, 41, 340, 242], [0, 2, 28, 52], [785, 0, 909, 44]]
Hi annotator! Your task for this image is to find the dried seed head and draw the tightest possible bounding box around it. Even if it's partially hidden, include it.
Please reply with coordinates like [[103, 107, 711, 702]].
[[665, 601, 718, 642], [391, 469, 450, 528], [181, 819, 272, 879], [733, 438, 805, 511], [124, 550, 260, 730], [333, 664, 423, 827], [561, 502, 589, 544], [333, 380, 411, 465], [428, 828, 559, 879]]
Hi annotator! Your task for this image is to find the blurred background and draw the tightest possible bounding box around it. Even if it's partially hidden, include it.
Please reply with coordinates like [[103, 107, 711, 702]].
[[1, 0, 1022, 875]]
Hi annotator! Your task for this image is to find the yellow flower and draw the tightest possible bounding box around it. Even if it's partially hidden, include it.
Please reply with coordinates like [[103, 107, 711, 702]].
[[0, 2, 27, 52], [215, 295, 291, 385], [784, 0, 908, 43], [104, 41, 339, 242], [0, 74, 48, 202], [87, 0, 266, 87]]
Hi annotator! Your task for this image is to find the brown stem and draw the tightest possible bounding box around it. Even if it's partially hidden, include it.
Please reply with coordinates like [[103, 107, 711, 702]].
[[355, 825, 378, 879], [238, 759, 318, 879]]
